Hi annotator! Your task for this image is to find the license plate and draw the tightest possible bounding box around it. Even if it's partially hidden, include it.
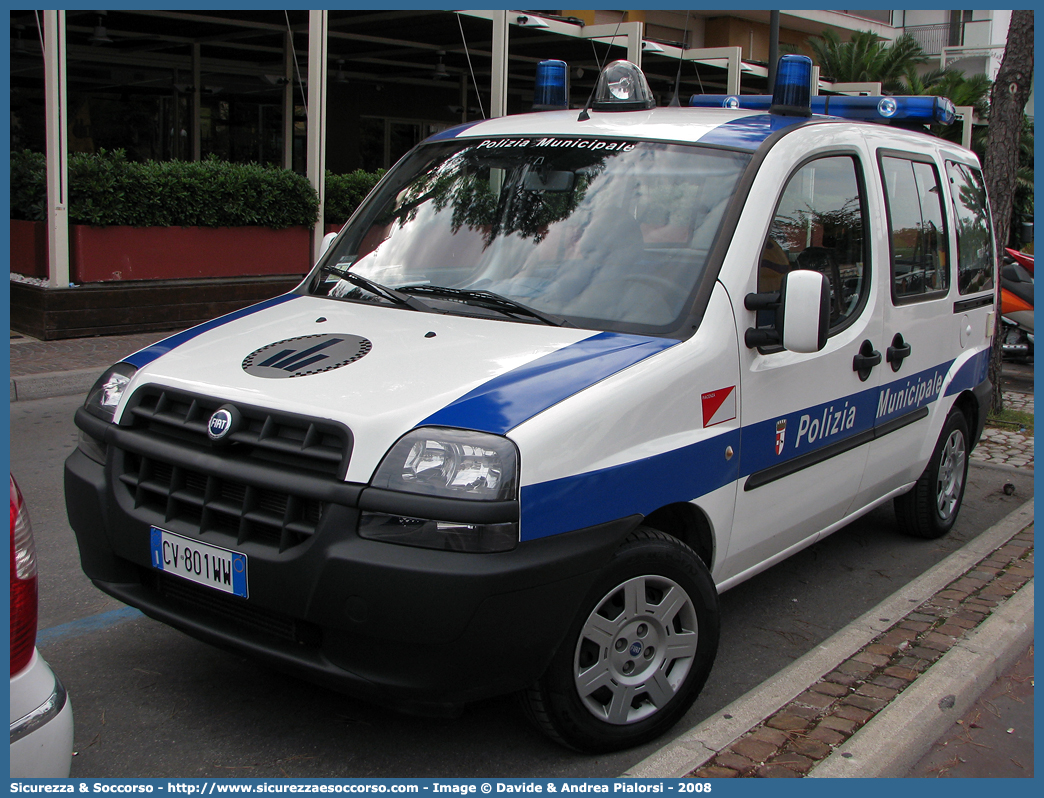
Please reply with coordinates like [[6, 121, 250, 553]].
[[150, 527, 248, 598]]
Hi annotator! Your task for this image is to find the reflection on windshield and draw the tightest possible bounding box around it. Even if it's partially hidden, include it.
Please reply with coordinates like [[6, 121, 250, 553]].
[[313, 138, 750, 331]]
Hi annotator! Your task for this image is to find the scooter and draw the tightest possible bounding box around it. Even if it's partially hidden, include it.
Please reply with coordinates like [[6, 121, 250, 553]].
[[1000, 247, 1034, 360]]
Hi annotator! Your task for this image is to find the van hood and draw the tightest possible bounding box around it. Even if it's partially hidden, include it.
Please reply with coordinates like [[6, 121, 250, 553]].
[[120, 294, 678, 482]]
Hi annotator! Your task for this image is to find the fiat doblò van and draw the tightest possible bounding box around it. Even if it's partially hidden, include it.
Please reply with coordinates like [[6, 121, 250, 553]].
[[65, 57, 995, 752]]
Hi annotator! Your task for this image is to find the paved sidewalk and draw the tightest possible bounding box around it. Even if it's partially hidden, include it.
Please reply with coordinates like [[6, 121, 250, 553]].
[[9, 329, 174, 401], [904, 642, 1033, 777], [971, 390, 1034, 470], [626, 502, 1033, 779]]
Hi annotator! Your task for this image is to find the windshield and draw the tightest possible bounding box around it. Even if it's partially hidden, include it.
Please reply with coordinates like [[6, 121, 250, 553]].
[[310, 137, 750, 333]]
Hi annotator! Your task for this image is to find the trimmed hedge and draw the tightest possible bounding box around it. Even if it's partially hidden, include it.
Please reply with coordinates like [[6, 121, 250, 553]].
[[324, 168, 385, 226], [11, 150, 47, 223], [10, 150, 384, 229]]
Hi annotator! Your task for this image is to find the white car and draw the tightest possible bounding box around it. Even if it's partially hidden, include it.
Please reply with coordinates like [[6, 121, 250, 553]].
[[10, 475, 73, 778], [65, 56, 994, 752]]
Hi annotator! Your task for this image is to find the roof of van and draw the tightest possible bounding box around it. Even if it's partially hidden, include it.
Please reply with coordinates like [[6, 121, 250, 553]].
[[428, 106, 964, 156]]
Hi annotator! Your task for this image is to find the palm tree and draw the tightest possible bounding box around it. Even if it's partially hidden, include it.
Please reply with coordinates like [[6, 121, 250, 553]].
[[807, 30, 928, 92], [895, 67, 992, 151]]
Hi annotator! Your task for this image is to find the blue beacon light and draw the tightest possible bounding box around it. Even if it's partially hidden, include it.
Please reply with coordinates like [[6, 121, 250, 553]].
[[533, 59, 569, 111], [770, 54, 813, 117]]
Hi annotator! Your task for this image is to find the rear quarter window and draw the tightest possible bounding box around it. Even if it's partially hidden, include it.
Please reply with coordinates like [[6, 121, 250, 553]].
[[945, 161, 995, 294]]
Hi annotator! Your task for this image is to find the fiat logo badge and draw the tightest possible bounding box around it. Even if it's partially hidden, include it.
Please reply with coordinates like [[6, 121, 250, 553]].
[[207, 408, 235, 441]]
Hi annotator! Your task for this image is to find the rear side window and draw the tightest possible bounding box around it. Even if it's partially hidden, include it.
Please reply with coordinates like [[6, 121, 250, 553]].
[[880, 155, 949, 302], [946, 161, 995, 294], [758, 155, 868, 331]]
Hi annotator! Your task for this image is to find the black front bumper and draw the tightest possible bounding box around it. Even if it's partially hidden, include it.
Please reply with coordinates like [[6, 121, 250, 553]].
[[65, 443, 639, 713]]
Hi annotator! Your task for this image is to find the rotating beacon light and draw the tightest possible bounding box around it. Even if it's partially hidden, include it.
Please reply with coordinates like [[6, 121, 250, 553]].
[[533, 60, 569, 111], [770, 54, 813, 117], [591, 60, 656, 111]]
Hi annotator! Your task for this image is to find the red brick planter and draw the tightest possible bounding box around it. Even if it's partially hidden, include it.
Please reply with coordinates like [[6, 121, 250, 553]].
[[69, 224, 314, 282], [10, 219, 49, 278], [12, 221, 347, 283], [10, 221, 349, 339]]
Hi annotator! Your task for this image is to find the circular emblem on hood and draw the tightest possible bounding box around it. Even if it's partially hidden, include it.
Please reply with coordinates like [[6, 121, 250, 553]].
[[242, 334, 372, 379], [208, 406, 238, 442]]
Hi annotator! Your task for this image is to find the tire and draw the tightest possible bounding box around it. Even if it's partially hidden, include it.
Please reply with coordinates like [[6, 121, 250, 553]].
[[520, 528, 719, 753], [893, 409, 970, 539]]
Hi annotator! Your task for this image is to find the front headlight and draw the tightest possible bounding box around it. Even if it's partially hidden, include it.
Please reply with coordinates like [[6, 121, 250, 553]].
[[363, 428, 520, 552], [370, 428, 518, 501], [84, 363, 137, 422]]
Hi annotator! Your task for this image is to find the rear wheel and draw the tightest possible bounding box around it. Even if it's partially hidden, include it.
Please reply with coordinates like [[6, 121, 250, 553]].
[[521, 528, 719, 752], [894, 409, 969, 539]]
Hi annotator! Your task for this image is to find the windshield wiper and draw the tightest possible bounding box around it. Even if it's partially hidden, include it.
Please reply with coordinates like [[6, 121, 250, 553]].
[[319, 266, 435, 313], [399, 285, 574, 327]]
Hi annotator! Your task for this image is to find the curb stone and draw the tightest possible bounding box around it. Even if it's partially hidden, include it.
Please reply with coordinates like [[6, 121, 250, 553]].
[[622, 500, 1034, 779], [10, 367, 104, 402], [808, 583, 1033, 777]]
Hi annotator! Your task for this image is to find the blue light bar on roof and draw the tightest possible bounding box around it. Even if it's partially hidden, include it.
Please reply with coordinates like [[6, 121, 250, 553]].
[[689, 93, 957, 126], [533, 60, 569, 111]]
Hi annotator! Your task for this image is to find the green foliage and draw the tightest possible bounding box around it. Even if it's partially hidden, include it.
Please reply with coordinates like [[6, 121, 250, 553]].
[[896, 68, 991, 117], [808, 30, 928, 93], [10, 150, 47, 221], [10, 150, 323, 228], [324, 168, 385, 225], [987, 407, 1033, 434]]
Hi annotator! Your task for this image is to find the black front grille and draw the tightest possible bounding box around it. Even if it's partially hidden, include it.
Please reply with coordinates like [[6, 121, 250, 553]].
[[115, 386, 353, 552], [126, 387, 350, 478], [119, 451, 324, 550]]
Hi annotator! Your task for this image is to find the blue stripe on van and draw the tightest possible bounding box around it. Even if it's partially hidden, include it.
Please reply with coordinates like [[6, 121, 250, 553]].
[[123, 293, 301, 369], [420, 332, 680, 435], [697, 114, 806, 151], [520, 428, 742, 541], [519, 354, 983, 541], [427, 121, 485, 141], [945, 348, 990, 396]]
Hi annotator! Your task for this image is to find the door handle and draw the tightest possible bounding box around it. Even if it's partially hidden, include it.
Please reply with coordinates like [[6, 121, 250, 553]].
[[853, 340, 882, 382], [887, 333, 912, 371]]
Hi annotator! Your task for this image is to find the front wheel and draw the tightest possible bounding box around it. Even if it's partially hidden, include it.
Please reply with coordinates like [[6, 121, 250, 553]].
[[520, 528, 719, 752], [893, 409, 970, 539]]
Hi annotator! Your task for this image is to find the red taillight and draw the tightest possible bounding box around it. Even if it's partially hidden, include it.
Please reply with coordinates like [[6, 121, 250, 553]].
[[10, 475, 38, 676]]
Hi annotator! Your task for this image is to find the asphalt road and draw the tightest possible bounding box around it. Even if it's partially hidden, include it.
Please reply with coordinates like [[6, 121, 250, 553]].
[[11, 392, 1034, 779]]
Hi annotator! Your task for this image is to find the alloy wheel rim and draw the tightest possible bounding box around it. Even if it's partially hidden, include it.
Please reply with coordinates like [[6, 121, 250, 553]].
[[936, 430, 966, 520], [573, 574, 698, 725]]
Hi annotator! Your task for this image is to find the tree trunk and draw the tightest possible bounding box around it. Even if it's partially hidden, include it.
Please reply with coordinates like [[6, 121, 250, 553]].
[[982, 10, 1034, 413]]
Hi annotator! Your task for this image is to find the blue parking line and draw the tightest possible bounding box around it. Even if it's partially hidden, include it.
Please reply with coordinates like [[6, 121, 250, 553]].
[[36, 606, 144, 647]]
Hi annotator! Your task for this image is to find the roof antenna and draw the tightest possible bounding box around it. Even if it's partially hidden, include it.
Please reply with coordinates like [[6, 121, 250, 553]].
[[457, 12, 486, 119], [577, 82, 595, 121], [284, 11, 307, 118], [668, 11, 690, 107], [578, 16, 624, 121]]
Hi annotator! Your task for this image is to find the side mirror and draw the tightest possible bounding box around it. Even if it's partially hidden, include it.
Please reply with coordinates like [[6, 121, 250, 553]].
[[779, 270, 830, 353], [744, 269, 830, 353], [318, 231, 338, 260]]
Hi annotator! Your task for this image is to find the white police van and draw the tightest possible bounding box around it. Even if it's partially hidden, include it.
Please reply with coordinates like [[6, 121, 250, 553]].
[[65, 56, 996, 752]]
